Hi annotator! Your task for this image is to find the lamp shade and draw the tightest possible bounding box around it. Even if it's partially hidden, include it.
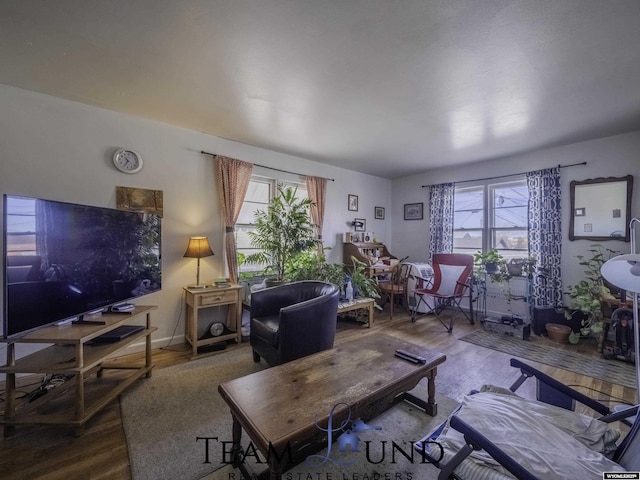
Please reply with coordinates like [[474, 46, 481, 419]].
[[601, 254, 640, 292], [183, 236, 214, 259]]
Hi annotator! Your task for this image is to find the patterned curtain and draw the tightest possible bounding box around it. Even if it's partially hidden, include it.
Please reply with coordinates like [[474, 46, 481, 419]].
[[527, 167, 562, 307], [428, 182, 455, 260], [214, 155, 253, 284], [305, 176, 327, 253]]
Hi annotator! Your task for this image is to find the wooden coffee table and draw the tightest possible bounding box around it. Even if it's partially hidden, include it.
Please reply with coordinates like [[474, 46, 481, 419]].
[[218, 333, 446, 480]]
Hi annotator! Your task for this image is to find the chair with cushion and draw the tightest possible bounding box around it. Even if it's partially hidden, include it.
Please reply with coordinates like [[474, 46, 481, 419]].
[[417, 358, 640, 480], [250, 280, 340, 366], [410, 253, 474, 332]]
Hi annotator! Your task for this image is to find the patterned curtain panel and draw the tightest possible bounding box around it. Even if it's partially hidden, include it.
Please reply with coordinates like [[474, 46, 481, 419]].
[[428, 182, 455, 260], [527, 167, 562, 307]]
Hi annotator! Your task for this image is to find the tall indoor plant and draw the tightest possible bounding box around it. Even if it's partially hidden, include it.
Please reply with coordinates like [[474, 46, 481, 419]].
[[564, 244, 618, 344], [245, 184, 317, 285]]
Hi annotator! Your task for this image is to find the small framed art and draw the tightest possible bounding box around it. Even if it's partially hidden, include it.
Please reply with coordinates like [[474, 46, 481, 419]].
[[348, 194, 359, 211], [374, 206, 385, 219], [404, 202, 423, 220], [354, 218, 366, 232]]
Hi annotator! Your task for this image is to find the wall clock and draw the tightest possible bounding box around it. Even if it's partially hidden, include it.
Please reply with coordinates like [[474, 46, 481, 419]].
[[113, 148, 143, 174]]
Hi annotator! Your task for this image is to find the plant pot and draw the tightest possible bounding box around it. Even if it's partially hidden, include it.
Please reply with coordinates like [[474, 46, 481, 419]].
[[485, 262, 499, 274], [546, 323, 571, 343], [507, 263, 523, 276]]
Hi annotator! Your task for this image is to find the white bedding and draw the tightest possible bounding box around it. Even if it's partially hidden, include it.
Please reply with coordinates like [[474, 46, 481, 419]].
[[434, 391, 625, 480]]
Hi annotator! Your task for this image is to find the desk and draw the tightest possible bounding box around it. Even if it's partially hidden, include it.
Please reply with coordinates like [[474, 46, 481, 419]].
[[337, 297, 375, 327], [183, 285, 242, 358], [218, 333, 446, 480]]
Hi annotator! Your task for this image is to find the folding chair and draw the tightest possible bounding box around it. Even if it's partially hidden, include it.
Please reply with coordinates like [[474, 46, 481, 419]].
[[410, 253, 474, 332], [377, 262, 411, 318], [416, 358, 640, 480]]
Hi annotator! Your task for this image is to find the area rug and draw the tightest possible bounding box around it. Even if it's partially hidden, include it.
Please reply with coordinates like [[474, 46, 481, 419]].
[[120, 345, 459, 480], [460, 329, 636, 388]]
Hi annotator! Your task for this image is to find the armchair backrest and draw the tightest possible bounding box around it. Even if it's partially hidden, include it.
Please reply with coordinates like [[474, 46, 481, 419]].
[[250, 280, 338, 317], [430, 254, 474, 297]]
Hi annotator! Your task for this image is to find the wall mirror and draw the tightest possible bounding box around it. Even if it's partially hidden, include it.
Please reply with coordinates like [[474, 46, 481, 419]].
[[569, 175, 633, 241]]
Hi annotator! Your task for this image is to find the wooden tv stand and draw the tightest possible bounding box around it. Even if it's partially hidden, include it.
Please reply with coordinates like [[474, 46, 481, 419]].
[[0, 305, 157, 437]]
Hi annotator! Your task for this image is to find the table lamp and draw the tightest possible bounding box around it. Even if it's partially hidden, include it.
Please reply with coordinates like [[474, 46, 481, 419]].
[[184, 236, 214, 289], [600, 218, 640, 401]]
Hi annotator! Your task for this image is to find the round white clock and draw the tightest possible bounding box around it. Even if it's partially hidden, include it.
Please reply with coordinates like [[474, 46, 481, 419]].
[[112, 149, 143, 174]]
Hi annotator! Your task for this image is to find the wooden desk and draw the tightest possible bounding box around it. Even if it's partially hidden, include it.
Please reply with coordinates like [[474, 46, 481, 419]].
[[337, 297, 375, 327], [184, 285, 242, 358], [218, 333, 446, 479]]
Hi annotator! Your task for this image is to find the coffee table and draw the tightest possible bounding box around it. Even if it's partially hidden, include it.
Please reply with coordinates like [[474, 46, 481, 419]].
[[218, 333, 446, 480]]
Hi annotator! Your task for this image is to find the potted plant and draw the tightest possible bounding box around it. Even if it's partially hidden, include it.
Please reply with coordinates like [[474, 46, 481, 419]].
[[473, 249, 504, 274], [285, 247, 346, 287], [506, 256, 537, 277], [244, 184, 318, 286], [564, 244, 618, 344], [346, 256, 381, 300]]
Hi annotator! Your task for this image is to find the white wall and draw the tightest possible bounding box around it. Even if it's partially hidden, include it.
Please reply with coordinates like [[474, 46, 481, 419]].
[[391, 131, 640, 302], [0, 84, 392, 361]]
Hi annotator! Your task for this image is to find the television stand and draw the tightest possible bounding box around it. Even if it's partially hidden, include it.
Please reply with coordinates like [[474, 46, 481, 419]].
[[0, 305, 157, 437]]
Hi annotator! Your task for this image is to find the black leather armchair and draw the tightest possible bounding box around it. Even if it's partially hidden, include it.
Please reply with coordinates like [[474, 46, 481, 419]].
[[250, 281, 340, 366]]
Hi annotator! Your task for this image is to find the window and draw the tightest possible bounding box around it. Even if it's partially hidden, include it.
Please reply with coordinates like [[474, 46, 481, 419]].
[[6, 196, 37, 255], [235, 176, 308, 274], [453, 179, 528, 259]]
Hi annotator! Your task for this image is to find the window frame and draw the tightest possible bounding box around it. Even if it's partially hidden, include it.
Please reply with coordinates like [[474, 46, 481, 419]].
[[453, 177, 529, 260], [235, 174, 308, 275]]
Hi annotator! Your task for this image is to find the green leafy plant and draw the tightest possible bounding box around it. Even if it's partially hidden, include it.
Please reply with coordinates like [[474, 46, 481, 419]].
[[347, 256, 380, 299], [564, 244, 618, 344], [244, 184, 318, 283], [473, 249, 504, 274], [285, 248, 345, 287]]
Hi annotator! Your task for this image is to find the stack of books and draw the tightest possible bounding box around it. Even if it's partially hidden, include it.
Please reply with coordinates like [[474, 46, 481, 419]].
[[214, 278, 230, 288]]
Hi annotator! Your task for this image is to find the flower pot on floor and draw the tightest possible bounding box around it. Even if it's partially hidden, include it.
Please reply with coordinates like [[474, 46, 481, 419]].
[[546, 323, 571, 343]]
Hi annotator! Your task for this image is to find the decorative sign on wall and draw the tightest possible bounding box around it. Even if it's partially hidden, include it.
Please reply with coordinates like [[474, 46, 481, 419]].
[[116, 186, 164, 217]]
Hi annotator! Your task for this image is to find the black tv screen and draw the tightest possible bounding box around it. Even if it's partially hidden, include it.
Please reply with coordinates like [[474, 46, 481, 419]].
[[3, 194, 162, 338]]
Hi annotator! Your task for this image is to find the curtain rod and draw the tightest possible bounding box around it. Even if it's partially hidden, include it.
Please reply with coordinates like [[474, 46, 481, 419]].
[[200, 150, 335, 181], [421, 161, 587, 188]]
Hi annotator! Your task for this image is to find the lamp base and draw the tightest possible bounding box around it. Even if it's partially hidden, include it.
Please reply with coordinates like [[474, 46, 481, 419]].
[[187, 284, 210, 289]]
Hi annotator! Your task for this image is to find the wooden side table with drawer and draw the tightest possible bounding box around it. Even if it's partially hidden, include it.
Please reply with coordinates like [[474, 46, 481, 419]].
[[183, 285, 243, 358]]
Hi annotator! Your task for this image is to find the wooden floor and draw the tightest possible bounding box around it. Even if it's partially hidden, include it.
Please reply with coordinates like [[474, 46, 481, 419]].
[[1, 307, 636, 480]]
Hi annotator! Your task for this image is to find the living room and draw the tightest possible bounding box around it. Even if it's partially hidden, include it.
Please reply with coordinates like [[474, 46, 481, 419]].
[[2, 1, 640, 479]]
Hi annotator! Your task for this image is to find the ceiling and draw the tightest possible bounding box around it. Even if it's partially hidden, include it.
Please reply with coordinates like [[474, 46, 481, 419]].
[[2, 1, 640, 179]]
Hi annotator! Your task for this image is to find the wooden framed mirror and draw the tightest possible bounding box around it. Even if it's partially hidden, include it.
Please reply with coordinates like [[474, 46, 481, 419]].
[[569, 175, 633, 241]]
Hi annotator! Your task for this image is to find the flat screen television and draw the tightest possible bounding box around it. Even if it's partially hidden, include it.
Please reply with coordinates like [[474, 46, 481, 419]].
[[3, 194, 162, 339]]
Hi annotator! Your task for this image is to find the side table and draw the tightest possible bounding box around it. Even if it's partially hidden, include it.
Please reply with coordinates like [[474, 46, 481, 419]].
[[337, 297, 375, 327], [183, 285, 243, 358]]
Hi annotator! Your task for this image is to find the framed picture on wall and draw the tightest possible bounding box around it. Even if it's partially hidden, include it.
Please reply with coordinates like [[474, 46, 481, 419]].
[[354, 218, 366, 232], [348, 194, 358, 211], [404, 202, 423, 220], [374, 206, 385, 219]]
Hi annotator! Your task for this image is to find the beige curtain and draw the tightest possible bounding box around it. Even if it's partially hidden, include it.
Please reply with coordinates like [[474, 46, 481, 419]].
[[215, 155, 253, 284], [305, 176, 327, 253]]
